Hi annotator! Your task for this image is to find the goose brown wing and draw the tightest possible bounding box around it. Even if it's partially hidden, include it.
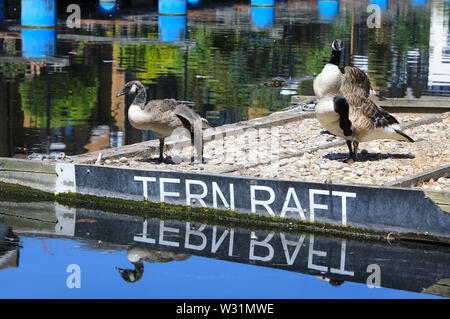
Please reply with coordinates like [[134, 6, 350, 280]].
[[346, 94, 399, 128], [143, 99, 178, 112], [173, 103, 204, 131], [340, 66, 371, 98]]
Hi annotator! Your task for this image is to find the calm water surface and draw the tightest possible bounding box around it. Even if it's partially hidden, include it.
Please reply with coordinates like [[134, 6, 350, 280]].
[[0, 201, 448, 299], [0, 0, 449, 156]]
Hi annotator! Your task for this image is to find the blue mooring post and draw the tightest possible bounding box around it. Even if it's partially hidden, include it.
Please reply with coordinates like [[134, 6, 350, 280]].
[[318, 0, 339, 22], [159, 0, 187, 15], [187, 0, 202, 8], [98, 0, 118, 14], [251, 0, 275, 28], [21, 0, 57, 58], [0, 0, 5, 22], [411, 0, 427, 6], [158, 0, 187, 42], [370, 0, 388, 11]]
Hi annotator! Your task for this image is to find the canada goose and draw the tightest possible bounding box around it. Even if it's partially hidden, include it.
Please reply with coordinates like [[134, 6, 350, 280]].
[[117, 81, 211, 163], [115, 246, 190, 283], [313, 38, 373, 99], [315, 93, 414, 162]]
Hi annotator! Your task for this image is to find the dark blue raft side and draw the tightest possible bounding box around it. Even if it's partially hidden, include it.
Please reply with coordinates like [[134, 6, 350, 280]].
[[74, 165, 450, 239], [73, 208, 450, 297]]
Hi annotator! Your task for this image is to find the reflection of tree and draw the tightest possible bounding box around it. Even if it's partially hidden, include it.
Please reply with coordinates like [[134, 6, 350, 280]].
[[19, 71, 98, 128], [0, 62, 26, 79], [249, 86, 291, 112], [367, 2, 431, 96], [119, 43, 185, 83], [186, 22, 350, 112], [119, 17, 351, 114]]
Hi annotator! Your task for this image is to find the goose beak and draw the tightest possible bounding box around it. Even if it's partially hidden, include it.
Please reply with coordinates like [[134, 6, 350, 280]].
[[117, 90, 126, 97]]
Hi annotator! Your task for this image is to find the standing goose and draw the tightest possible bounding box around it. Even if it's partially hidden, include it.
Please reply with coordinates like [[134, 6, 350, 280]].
[[313, 38, 373, 99], [315, 93, 414, 163], [117, 81, 211, 163]]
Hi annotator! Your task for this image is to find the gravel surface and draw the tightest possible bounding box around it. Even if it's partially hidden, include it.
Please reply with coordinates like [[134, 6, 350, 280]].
[[98, 112, 449, 190], [420, 177, 450, 191]]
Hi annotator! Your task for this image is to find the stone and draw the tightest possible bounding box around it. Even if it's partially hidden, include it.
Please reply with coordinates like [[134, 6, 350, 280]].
[[295, 160, 309, 168]]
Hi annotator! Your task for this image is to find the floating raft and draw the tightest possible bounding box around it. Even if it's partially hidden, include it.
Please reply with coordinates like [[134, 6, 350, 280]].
[[0, 97, 449, 243]]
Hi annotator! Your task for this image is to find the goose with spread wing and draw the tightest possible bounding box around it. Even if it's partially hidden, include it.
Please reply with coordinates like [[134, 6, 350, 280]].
[[117, 81, 211, 163]]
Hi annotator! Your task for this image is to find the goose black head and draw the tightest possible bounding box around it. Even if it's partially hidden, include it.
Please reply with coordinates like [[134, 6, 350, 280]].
[[115, 261, 144, 283], [117, 81, 144, 97], [331, 38, 343, 52]]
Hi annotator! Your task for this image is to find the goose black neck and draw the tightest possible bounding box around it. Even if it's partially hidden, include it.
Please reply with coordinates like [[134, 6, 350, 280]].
[[329, 49, 341, 66], [333, 96, 352, 136], [133, 85, 147, 109]]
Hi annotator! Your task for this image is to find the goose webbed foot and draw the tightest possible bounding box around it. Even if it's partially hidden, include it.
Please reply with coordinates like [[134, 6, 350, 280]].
[[344, 140, 359, 163], [190, 157, 205, 165]]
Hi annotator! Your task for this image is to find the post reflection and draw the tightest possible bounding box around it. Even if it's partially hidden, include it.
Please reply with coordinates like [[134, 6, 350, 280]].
[[21, 0, 56, 58]]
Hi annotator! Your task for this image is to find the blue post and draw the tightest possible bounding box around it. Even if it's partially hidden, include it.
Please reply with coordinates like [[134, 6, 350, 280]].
[[187, 0, 202, 8], [411, 0, 427, 6], [98, 0, 118, 14], [159, 15, 187, 42], [159, 0, 187, 15], [251, 0, 275, 6], [370, 0, 388, 11], [158, 0, 187, 42], [251, 7, 275, 28], [251, 0, 275, 28], [0, 0, 5, 22], [21, 0, 57, 58], [318, 0, 339, 22]]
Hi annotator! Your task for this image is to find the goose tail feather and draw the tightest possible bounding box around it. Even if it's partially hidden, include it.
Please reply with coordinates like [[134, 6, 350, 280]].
[[394, 129, 414, 142]]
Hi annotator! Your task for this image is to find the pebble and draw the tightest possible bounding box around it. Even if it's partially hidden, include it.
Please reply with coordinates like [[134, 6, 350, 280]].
[[355, 170, 364, 176], [295, 160, 309, 168]]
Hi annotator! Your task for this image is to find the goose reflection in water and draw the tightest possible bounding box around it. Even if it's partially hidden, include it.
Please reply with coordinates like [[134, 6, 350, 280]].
[[0, 226, 20, 271], [115, 246, 190, 283]]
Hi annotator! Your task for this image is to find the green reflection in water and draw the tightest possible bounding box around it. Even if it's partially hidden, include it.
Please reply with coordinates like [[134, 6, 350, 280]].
[[19, 71, 98, 128], [0, 62, 26, 79]]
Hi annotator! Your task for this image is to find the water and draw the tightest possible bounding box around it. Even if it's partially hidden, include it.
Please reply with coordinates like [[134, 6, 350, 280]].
[[0, 200, 448, 299], [0, 0, 448, 157]]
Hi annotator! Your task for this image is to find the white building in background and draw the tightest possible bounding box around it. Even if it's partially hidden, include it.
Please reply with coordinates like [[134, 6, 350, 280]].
[[428, 0, 450, 90]]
